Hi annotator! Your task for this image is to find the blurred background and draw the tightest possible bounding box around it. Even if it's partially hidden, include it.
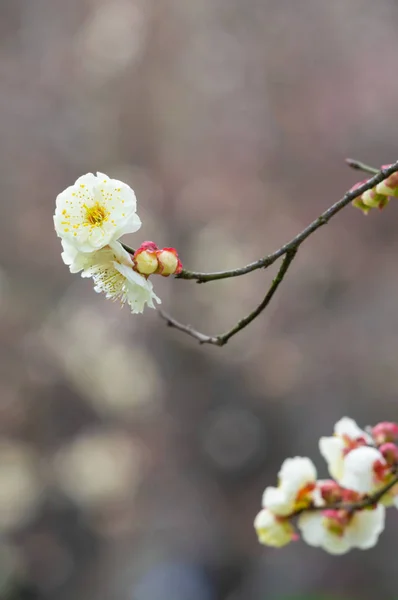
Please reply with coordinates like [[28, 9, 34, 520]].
[[1, 0, 398, 598]]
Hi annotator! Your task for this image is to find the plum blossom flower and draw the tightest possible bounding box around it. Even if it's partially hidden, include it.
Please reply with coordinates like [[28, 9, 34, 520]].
[[319, 417, 371, 481], [298, 504, 385, 555], [254, 509, 296, 548], [62, 241, 160, 313], [334, 417, 372, 443], [262, 457, 317, 516], [54, 172, 141, 252]]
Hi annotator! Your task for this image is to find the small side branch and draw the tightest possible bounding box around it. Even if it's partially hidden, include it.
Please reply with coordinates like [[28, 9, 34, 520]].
[[177, 160, 398, 283], [160, 250, 297, 346], [345, 158, 379, 175], [159, 311, 221, 345]]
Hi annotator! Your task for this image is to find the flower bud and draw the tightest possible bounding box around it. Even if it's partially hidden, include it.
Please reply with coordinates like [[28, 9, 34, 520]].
[[352, 196, 372, 215], [322, 509, 350, 537], [372, 421, 398, 445], [375, 165, 398, 197], [318, 480, 344, 504], [133, 241, 159, 276], [361, 188, 388, 209], [378, 442, 398, 466], [351, 181, 389, 214], [156, 248, 183, 277], [341, 488, 362, 504]]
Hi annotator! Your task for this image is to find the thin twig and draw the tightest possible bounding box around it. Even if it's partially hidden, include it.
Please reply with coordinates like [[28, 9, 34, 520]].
[[345, 158, 379, 175], [159, 311, 220, 345], [160, 250, 297, 346], [177, 160, 398, 283], [294, 471, 398, 518], [122, 242, 135, 255]]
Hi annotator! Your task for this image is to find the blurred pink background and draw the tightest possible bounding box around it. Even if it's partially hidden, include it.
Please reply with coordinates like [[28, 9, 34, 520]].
[[1, 0, 398, 598]]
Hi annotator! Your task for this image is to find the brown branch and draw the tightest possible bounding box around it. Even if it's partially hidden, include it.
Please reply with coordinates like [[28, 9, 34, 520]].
[[159, 311, 221, 345], [177, 160, 398, 283], [123, 160, 398, 345], [160, 250, 297, 346], [293, 470, 398, 518]]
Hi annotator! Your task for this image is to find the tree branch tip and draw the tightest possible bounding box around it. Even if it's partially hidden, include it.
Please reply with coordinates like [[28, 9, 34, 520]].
[[345, 158, 360, 169], [345, 158, 379, 175]]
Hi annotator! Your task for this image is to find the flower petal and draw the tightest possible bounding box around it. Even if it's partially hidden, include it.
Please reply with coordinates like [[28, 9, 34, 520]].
[[254, 509, 294, 548], [319, 436, 345, 481], [346, 505, 385, 550], [341, 446, 385, 494]]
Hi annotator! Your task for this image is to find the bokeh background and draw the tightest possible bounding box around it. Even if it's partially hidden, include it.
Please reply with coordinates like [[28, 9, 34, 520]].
[[1, 0, 398, 598]]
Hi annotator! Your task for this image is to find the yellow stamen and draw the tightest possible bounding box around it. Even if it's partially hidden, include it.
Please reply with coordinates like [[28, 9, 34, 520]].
[[84, 202, 109, 226]]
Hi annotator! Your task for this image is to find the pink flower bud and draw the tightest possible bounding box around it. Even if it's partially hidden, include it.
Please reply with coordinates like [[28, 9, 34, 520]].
[[341, 488, 362, 504], [322, 509, 350, 537], [372, 421, 398, 445], [318, 480, 344, 504], [133, 241, 159, 276], [156, 248, 183, 277], [378, 443, 398, 466], [373, 458, 390, 483]]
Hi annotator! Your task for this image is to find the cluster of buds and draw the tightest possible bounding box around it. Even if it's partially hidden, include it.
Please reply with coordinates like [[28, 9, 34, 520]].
[[54, 173, 182, 313], [133, 242, 182, 277], [352, 165, 398, 214], [254, 417, 398, 554]]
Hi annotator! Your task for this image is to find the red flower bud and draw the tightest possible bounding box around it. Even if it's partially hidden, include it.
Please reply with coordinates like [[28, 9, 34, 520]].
[[156, 248, 183, 277], [378, 442, 398, 466], [133, 241, 159, 276], [318, 480, 344, 504], [372, 421, 398, 445]]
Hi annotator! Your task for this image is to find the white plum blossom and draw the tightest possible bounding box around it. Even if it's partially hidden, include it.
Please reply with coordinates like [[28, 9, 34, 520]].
[[298, 505, 385, 555], [262, 457, 317, 516], [334, 417, 371, 443], [54, 172, 141, 253], [62, 241, 161, 314], [254, 417, 398, 554], [319, 417, 372, 482], [341, 446, 386, 494], [254, 509, 295, 548]]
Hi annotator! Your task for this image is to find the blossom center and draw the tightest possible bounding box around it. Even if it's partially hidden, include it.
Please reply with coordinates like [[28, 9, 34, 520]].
[[85, 202, 109, 226], [294, 482, 315, 510]]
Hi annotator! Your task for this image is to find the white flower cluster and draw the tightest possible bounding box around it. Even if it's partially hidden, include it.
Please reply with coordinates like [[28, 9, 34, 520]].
[[54, 173, 181, 312], [254, 417, 398, 554]]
